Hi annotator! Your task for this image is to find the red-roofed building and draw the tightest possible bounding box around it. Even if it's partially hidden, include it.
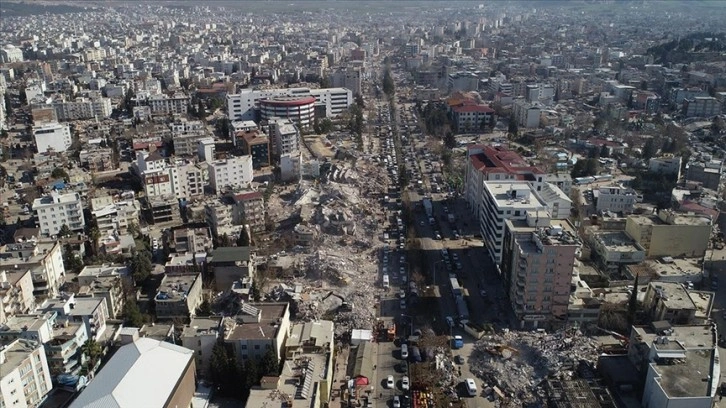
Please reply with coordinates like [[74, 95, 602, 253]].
[[230, 191, 266, 233], [465, 145, 546, 215]]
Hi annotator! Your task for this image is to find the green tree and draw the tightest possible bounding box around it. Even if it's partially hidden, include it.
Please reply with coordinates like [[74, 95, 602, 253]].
[[210, 343, 241, 397], [58, 224, 72, 238], [215, 118, 230, 139], [258, 347, 280, 376], [443, 131, 456, 149], [127, 222, 140, 239], [507, 120, 519, 137], [88, 226, 101, 257], [237, 227, 250, 247], [217, 233, 231, 248], [319, 118, 333, 134], [197, 99, 207, 120], [51, 167, 69, 180], [123, 299, 147, 327], [129, 250, 153, 283], [62, 244, 84, 274], [627, 274, 639, 330], [599, 145, 610, 158], [81, 339, 103, 375], [382, 64, 395, 97], [642, 138, 658, 160], [355, 93, 365, 109]]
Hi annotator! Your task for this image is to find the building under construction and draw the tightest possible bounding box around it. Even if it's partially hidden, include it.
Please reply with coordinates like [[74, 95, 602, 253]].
[[545, 377, 618, 408]]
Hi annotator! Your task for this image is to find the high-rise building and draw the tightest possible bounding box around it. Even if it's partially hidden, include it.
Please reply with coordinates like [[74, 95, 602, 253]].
[[227, 87, 352, 122], [330, 68, 362, 95], [270, 118, 300, 157], [33, 122, 72, 154], [502, 217, 580, 329], [207, 156, 254, 194]]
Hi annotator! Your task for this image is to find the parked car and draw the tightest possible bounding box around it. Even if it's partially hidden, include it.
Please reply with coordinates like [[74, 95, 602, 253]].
[[386, 375, 395, 389]]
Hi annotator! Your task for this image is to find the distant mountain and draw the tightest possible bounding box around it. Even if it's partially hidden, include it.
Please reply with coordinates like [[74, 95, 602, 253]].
[[0, 1, 97, 17]]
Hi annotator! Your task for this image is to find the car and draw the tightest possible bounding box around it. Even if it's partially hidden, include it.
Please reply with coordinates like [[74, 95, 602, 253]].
[[456, 262, 463, 270], [435, 232, 442, 240], [399, 289, 406, 298], [392, 395, 401, 408], [445, 316, 455, 328], [401, 376, 410, 391], [454, 355, 465, 365], [400, 299, 407, 309], [386, 375, 395, 389]]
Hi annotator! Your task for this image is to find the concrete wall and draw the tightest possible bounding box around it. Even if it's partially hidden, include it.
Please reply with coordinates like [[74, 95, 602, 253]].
[[164, 358, 196, 408]]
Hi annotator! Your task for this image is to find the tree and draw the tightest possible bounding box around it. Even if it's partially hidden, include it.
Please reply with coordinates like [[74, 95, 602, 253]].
[[58, 224, 72, 238], [88, 226, 100, 256], [217, 233, 231, 248], [63, 244, 84, 274], [507, 120, 519, 137], [259, 347, 280, 377], [127, 222, 140, 239], [382, 64, 395, 97], [627, 274, 639, 330], [354, 93, 365, 109], [196, 99, 207, 120], [81, 339, 103, 375], [599, 145, 610, 158], [210, 343, 239, 397], [443, 131, 456, 149], [237, 227, 250, 247], [123, 299, 147, 327], [642, 138, 658, 160], [129, 250, 153, 283]]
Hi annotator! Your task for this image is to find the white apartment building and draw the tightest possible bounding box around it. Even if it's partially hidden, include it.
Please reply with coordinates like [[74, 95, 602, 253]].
[[92, 199, 141, 236], [280, 151, 303, 183], [171, 119, 204, 134], [143, 169, 174, 199], [595, 185, 637, 214], [198, 138, 215, 162], [0, 45, 23, 63], [648, 156, 682, 179], [271, 118, 300, 156], [512, 99, 542, 128], [226, 87, 353, 122], [145, 93, 190, 116], [330, 68, 362, 95], [33, 122, 72, 154], [54, 97, 112, 121], [33, 191, 85, 236], [0, 339, 53, 408], [480, 182, 549, 265], [683, 96, 721, 118], [170, 161, 206, 200], [208, 156, 253, 194]]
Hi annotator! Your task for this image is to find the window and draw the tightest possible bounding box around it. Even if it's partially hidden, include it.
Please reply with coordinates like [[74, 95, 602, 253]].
[[254, 345, 260, 350]]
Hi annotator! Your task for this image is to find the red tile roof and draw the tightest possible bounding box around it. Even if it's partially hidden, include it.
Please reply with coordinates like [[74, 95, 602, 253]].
[[234, 191, 263, 202], [468, 145, 544, 176]]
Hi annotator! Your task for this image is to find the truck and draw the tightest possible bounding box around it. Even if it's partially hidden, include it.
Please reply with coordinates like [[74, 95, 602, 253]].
[[450, 277, 462, 297], [455, 295, 470, 322], [422, 197, 433, 218], [452, 335, 464, 349]]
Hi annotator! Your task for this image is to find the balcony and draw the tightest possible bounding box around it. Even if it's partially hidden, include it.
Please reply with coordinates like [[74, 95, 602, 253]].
[[516, 280, 525, 289], [518, 268, 527, 279], [516, 287, 524, 297]]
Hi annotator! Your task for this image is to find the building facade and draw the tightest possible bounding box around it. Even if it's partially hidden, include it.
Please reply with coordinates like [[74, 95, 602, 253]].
[[207, 156, 254, 195], [33, 122, 72, 154], [227, 87, 352, 122], [33, 191, 85, 236], [0, 339, 53, 408]]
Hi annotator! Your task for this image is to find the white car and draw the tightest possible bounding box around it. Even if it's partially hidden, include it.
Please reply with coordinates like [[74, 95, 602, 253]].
[[392, 395, 401, 408], [401, 376, 410, 391], [386, 375, 395, 389]]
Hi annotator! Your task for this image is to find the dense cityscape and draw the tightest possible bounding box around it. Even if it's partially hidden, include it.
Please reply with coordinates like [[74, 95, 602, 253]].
[[0, 1, 725, 407]]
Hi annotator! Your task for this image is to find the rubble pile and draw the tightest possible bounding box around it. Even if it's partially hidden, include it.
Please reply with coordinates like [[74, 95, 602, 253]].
[[469, 328, 600, 405]]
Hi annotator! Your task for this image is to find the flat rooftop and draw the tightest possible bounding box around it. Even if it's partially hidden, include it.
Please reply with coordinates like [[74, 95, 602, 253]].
[[78, 264, 128, 279], [649, 282, 697, 311], [654, 349, 714, 398], [629, 213, 711, 226], [634, 324, 714, 350], [0, 339, 39, 378], [483, 181, 547, 210], [246, 352, 329, 407], [156, 273, 200, 302], [183, 317, 221, 338], [224, 303, 288, 341], [592, 231, 644, 252]]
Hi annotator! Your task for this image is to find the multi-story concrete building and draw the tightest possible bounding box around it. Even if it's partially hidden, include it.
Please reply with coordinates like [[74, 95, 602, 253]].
[[480, 182, 548, 265], [68, 337, 196, 408], [512, 99, 541, 128], [330, 67, 362, 95], [45, 321, 88, 377], [145, 92, 190, 116], [77, 264, 128, 319], [0, 270, 35, 318], [33, 122, 72, 154], [685, 159, 723, 190], [91, 199, 141, 236], [594, 185, 637, 214], [231, 191, 266, 233], [648, 156, 682, 179], [587, 230, 646, 273], [222, 302, 290, 362], [170, 161, 206, 200], [207, 247, 255, 291], [683, 96, 721, 118], [0, 45, 23, 63], [41, 295, 109, 342], [197, 137, 215, 162], [502, 218, 580, 329], [203, 200, 234, 239], [625, 210, 712, 258], [525, 83, 555, 105], [226, 87, 352, 122], [173, 132, 211, 157], [169, 225, 213, 254], [33, 191, 85, 236], [53, 97, 112, 121], [280, 151, 303, 183], [259, 96, 316, 128], [180, 317, 221, 378], [270, 118, 300, 157], [0, 339, 53, 407], [628, 324, 720, 408], [238, 130, 270, 169], [0, 241, 65, 298], [154, 273, 203, 320], [207, 155, 254, 195], [450, 104, 495, 132]]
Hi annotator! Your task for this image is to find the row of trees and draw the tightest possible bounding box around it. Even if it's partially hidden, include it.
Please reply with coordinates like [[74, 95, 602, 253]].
[[210, 344, 280, 400], [382, 63, 395, 98]]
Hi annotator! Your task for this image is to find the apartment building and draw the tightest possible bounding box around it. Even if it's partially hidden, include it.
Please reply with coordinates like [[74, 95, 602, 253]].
[[77, 264, 128, 319], [173, 132, 211, 157], [54, 97, 112, 121], [480, 182, 548, 265], [259, 96, 316, 127], [33, 122, 72, 154], [683, 96, 721, 118], [207, 247, 255, 291], [648, 156, 682, 179], [44, 321, 88, 377], [238, 130, 270, 169], [0, 270, 35, 318], [145, 92, 190, 116], [170, 161, 206, 200], [270, 118, 300, 157], [226, 87, 352, 122], [502, 218, 580, 329], [512, 98, 542, 128], [79, 147, 114, 172], [231, 191, 266, 233], [594, 185, 637, 214], [197, 137, 215, 162], [181, 317, 221, 378], [222, 302, 291, 362], [33, 191, 85, 236], [280, 151, 303, 183], [685, 159, 723, 190], [41, 295, 109, 342], [91, 199, 141, 236], [0, 339, 53, 408], [587, 230, 646, 272], [330, 67, 362, 95], [154, 273, 203, 320], [208, 155, 254, 195], [450, 104, 495, 132], [625, 210, 712, 258], [0, 241, 65, 298]]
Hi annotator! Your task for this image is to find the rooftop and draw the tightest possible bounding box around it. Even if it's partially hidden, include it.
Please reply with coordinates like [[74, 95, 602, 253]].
[[224, 303, 288, 341], [246, 352, 329, 406], [655, 349, 715, 399], [182, 317, 221, 338], [647, 282, 697, 311], [208, 247, 251, 263], [156, 273, 200, 302], [286, 320, 334, 350], [468, 145, 543, 176], [483, 181, 547, 210], [67, 338, 194, 408], [592, 231, 643, 252], [0, 339, 40, 378]]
